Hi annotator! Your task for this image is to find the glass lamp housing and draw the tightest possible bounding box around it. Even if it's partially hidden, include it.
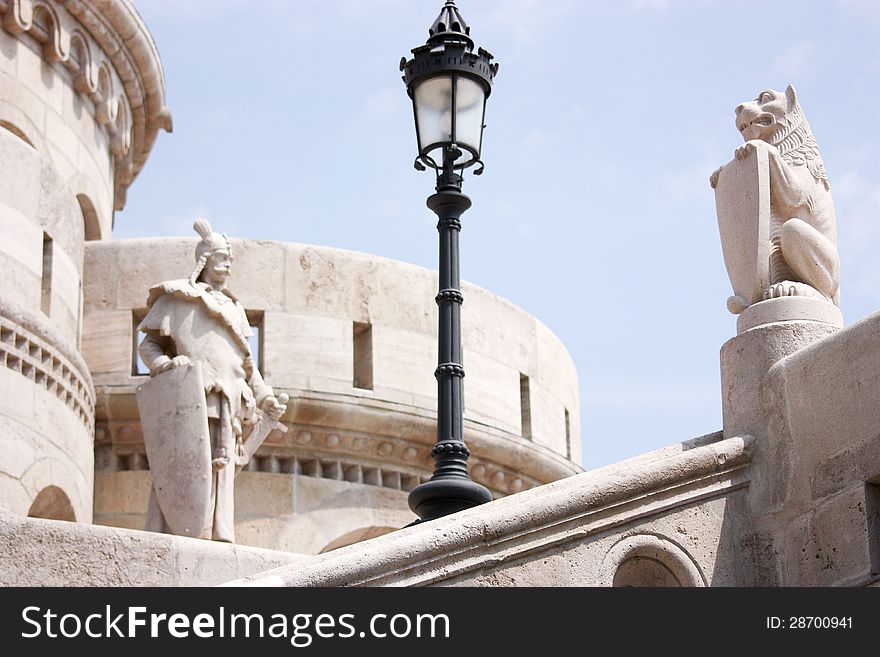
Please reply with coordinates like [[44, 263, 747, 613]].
[[401, 1, 498, 173], [412, 74, 487, 169]]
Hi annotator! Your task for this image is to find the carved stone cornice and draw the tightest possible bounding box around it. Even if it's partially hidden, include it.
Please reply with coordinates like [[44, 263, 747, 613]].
[[93, 386, 578, 495], [0, 303, 96, 428], [0, 0, 172, 210], [94, 418, 545, 497]]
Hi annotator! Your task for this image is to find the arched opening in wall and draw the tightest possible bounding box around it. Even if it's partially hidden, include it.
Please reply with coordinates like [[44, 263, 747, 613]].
[[76, 194, 101, 242], [613, 556, 682, 587], [41, 232, 53, 316], [352, 321, 373, 390], [564, 407, 571, 459], [27, 486, 76, 522], [599, 534, 706, 587], [0, 120, 36, 149], [867, 481, 880, 578], [131, 308, 149, 375], [246, 310, 264, 371], [320, 526, 397, 553], [520, 373, 532, 440]]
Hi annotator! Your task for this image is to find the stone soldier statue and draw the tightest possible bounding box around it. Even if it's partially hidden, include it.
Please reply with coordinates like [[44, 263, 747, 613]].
[[136, 219, 286, 542]]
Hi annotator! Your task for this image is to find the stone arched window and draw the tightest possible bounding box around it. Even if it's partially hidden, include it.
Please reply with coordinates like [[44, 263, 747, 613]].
[[613, 555, 684, 587], [76, 193, 101, 242], [27, 486, 76, 522], [0, 120, 36, 148], [598, 533, 706, 587]]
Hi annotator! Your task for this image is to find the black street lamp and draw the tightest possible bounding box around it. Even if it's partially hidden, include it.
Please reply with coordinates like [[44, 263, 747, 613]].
[[401, 0, 498, 522]]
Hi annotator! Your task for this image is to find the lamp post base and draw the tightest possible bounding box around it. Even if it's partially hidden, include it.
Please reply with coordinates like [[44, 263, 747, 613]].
[[408, 477, 493, 523]]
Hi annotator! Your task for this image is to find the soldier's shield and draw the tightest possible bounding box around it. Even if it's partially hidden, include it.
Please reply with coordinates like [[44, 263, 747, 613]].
[[136, 362, 212, 538], [714, 146, 771, 306]]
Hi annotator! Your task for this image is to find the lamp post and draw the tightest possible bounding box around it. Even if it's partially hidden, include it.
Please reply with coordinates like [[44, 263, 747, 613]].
[[401, 0, 498, 522]]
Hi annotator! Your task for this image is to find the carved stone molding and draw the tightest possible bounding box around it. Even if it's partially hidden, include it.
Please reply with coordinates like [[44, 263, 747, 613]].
[[596, 533, 707, 587], [0, 0, 172, 210], [94, 420, 542, 496], [0, 312, 95, 428]]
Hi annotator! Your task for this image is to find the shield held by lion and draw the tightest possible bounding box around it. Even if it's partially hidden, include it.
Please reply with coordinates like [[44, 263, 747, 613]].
[[713, 144, 771, 312], [136, 362, 213, 538]]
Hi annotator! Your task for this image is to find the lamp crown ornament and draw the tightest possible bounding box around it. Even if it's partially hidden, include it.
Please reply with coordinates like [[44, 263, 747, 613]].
[[427, 0, 473, 48], [401, 0, 499, 177], [400, 1, 498, 93]]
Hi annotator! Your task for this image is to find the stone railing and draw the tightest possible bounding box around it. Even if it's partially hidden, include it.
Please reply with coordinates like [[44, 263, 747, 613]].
[[226, 432, 754, 587]]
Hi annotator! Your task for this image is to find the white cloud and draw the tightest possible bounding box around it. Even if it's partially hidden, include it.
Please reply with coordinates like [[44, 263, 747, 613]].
[[661, 162, 718, 202], [631, 0, 675, 10], [586, 381, 718, 411], [836, 0, 880, 20], [133, 0, 245, 21], [155, 204, 213, 237], [834, 170, 880, 306], [364, 87, 404, 124], [481, 0, 577, 45], [135, 0, 321, 34], [338, 0, 411, 20], [770, 42, 816, 80], [515, 223, 533, 238]]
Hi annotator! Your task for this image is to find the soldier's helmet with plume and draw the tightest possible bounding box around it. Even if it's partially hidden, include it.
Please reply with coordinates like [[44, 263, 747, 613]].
[[189, 218, 232, 285]]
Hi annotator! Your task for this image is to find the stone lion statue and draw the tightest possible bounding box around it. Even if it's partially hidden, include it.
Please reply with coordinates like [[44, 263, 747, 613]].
[[710, 85, 840, 313]]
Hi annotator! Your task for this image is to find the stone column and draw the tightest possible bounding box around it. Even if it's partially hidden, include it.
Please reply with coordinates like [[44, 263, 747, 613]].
[[720, 302, 841, 441]]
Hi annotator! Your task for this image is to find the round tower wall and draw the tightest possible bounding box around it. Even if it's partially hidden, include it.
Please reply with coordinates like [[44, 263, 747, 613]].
[[0, 0, 169, 522], [84, 238, 582, 553]]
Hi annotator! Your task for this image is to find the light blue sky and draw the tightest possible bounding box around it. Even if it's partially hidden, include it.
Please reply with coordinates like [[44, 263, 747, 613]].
[[121, 0, 880, 470]]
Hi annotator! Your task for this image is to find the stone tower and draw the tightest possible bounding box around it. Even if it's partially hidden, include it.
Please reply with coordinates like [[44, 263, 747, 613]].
[[0, 0, 169, 521], [1, 1, 582, 556]]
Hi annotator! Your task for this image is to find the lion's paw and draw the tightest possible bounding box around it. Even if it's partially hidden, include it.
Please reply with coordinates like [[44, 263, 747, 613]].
[[762, 281, 821, 300], [735, 142, 757, 161]]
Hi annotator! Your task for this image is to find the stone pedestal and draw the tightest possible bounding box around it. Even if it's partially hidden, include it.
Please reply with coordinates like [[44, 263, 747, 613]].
[[721, 301, 840, 439], [736, 297, 843, 335]]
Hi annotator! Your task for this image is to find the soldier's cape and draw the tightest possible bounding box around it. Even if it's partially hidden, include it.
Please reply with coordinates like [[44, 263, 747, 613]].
[[142, 279, 251, 349], [138, 279, 265, 411]]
